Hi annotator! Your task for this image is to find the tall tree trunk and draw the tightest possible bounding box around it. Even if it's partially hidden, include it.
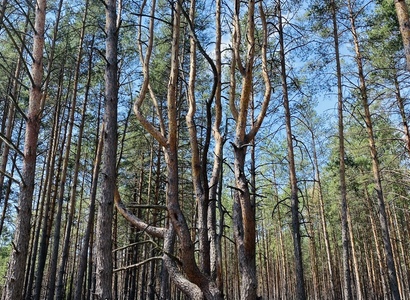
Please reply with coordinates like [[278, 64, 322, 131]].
[[394, 0, 410, 70], [55, 3, 89, 297], [230, 0, 271, 298], [0, 74, 19, 235], [33, 103, 67, 300], [305, 183, 319, 300], [393, 74, 410, 154], [185, 0, 210, 276], [95, 0, 119, 297], [311, 131, 335, 298], [331, 0, 353, 299], [277, 1, 306, 298], [347, 206, 363, 299], [4, 0, 46, 298], [348, 1, 401, 298], [0, 14, 28, 211], [29, 79, 64, 300], [208, 0, 224, 291], [73, 41, 99, 300], [390, 203, 409, 298], [364, 186, 389, 298]]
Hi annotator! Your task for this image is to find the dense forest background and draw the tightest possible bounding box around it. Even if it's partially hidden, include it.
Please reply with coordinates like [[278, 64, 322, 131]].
[[0, 0, 410, 299]]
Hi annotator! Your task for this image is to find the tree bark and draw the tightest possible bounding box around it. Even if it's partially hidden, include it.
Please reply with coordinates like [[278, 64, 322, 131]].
[[55, 3, 89, 297], [332, 0, 353, 298], [229, 1, 271, 298], [277, 1, 306, 298], [95, 0, 119, 297], [348, 0, 401, 298], [4, 0, 46, 298], [393, 74, 410, 155], [394, 0, 410, 70]]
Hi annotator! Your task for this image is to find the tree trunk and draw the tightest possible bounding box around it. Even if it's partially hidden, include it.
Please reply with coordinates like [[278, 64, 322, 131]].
[[55, 3, 89, 297], [393, 74, 410, 155], [277, 1, 306, 298], [4, 0, 46, 298], [229, 0, 271, 298], [331, 1, 353, 298], [95, 0, 118, 297], [348, 1, 401, 298], [74, 42, 100, 300], [311, 132, 335, 299], [208, 0, 224, 292], [394, 0, 410, 70], [347, 206, 363, 299], [364, 186, 389, 298], [28, 80, 64, 300]]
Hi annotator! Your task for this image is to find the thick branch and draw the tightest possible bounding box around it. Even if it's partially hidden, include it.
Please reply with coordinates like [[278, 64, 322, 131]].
[[246, 1, 272, 142], [114, 187, 166, 239], [134, 0, 167, 148]]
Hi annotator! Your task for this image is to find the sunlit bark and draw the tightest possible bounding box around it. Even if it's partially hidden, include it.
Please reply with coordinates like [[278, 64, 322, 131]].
[[4, 0, 46, 298]]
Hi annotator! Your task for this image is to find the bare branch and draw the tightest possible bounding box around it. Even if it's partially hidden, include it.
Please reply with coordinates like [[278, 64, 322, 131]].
[[0, 132, 25, 158], [114, 187, 166, 239], [113, 256, 163, 273], [0, 169, 20, 185]]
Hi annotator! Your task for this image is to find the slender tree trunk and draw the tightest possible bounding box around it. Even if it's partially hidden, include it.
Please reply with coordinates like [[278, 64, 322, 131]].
[[208, 0, 223, 291], [55, 4, 89, 297], [0, 18, 27, 210], [0, 0, 7, 27], [348, 1, 401, 298], [306, 183, 319, 300], [0, 118, 23, 241], [185, 0, 210, 276], [95, 0, 119, 297], [278, 1, 306, 298], [74, 41, 98, 300], [332, 0, 353, 298], [364, 186, 389, 298], [34, 85, 69, 300], [29, 81, 64, 300], [347, 207, 363, 299], [311, 132, 335, 298], [46, 83, 75, 300], [390, 203, 409, 298], [4, 0, 46, 298], [393, 74, 410, 154]]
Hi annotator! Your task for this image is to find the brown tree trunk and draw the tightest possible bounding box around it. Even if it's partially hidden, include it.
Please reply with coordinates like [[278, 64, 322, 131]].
[[364, 186, 389, 298], [394, 0, 410, 70], [305, 183, 319, 300], [311, 131, 335, 298], [390, 203, 409, 298], [95, 0, 119, 297], [4, 0, 46, 298], [393, 74, 410, 154], [332, 0, 353, 298], [185, 0, 210, 276], [208, 0, 224, 291], [230, 1, 271, 298], [347, 207, 363, 299], [348, 1, 401, 298], [55, 3, 89, 297], [277, 1, 306, 298], [28, 78, 64, 300], [0, 58, 23, 236], [73, 46, 100, 300]]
